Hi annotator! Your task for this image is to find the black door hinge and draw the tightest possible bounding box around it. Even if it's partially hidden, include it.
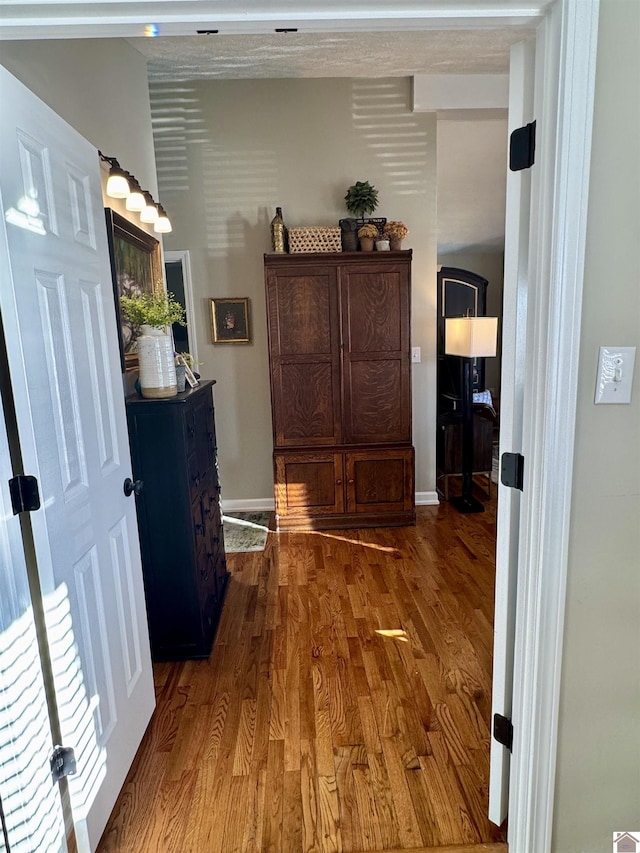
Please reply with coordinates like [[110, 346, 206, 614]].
[[8, 475, 41, 515], [510, 120, 536, 171], [50, 745, 77, 784], [493, 714, 514, 751], [501, 452, 525, 491]]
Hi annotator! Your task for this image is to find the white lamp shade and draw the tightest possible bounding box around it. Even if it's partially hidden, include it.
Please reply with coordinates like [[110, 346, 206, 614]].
[[154, 215, 172, 234], [126, 190, 146, 212], [445, 316, 498, 358], [106, 172, 130, 199], [140, 202, 159, 223]]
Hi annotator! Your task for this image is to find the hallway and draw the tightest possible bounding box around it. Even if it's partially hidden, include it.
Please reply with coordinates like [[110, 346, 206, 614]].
[[97, 501, 505, 852]]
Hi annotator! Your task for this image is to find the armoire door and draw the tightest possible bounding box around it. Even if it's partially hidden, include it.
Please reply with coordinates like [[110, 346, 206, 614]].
[[265, 264, 342, 446], [274, 451, 345, 518], [0, 67, 154, 851], [345, 448, 415, 515], [340, 262, 412, 444]]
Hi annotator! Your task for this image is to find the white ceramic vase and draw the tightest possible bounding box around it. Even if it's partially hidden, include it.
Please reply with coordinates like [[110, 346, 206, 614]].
[[376, 239, 390, 251], [137, 324, 177, 398]]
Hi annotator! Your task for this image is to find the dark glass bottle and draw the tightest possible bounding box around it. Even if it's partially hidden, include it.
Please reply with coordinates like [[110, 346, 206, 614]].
[[270, 206, 287, 253]]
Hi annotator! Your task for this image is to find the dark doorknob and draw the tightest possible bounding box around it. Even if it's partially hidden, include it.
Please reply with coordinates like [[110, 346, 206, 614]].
[[123, 478, 144, 497]]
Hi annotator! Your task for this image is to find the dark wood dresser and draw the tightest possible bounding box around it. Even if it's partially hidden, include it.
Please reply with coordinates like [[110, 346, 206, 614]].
[[265, 251, 415, 530], [125, 380, 228, 660]]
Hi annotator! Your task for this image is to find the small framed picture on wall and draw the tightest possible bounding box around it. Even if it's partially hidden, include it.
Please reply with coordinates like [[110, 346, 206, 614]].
[[211, 297, 251, 344]]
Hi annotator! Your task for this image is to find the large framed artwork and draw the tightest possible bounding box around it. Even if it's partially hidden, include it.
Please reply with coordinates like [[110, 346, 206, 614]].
[[105, 209, 162, 372]]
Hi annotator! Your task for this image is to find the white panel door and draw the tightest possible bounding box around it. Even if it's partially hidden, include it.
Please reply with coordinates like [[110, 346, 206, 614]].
[[0, 67, 154, 851], [0, 396, 68, 853], [488, 39, 535, 825]]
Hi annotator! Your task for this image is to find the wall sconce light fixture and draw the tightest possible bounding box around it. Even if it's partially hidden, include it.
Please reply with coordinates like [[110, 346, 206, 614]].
[[99, 151, 171, 233]]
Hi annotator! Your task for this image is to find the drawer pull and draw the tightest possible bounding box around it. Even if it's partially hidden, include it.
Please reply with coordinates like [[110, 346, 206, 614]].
[[336, 479, 342, 485], [348, 478, 355, 484]]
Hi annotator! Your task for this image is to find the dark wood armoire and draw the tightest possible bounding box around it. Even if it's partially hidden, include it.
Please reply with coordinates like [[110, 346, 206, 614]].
[[264, 251, 415, 530]]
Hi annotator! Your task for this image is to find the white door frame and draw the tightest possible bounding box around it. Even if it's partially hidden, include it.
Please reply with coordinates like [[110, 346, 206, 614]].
[[163, 249, 199, 366], [0, 1, 600, 849]]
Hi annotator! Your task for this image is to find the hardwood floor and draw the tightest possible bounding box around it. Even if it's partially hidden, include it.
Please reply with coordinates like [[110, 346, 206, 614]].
[[97, 497, 506, 853]]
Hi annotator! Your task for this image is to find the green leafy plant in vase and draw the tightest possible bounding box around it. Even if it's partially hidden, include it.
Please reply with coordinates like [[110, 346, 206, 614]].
[[344, 180, 379, 221], [119, 288, 187, 399], [119, 289, 186, 331]]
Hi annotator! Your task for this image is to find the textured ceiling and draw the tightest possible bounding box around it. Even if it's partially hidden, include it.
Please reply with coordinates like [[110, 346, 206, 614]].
[[128, 28, 530, 81]]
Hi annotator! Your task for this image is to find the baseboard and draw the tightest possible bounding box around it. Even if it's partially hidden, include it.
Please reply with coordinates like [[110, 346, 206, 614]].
[[416, 491, 440, 506], [222, 494, 439, 511], [221, 497, 275, 513]]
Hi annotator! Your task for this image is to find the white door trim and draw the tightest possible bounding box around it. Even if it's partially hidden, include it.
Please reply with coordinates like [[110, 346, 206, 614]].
[[164, 249, 199, 366], [508, 1, 599, 851], [0, 1, 600, 848]]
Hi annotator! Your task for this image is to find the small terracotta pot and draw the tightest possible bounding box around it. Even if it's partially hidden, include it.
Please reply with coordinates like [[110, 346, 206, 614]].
[[389, 237, 403, 251], [360, 236, 375, 252]]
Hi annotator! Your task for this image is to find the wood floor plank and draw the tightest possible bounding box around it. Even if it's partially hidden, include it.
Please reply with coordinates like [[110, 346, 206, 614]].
[[262, 739, 284, 853], [379, 734, 425, 848], [352, 763, 385, 852], [363, 846, 507, 853], [282, 768, 303, 853], [97, 501, 505, 853], [334, 745, 364, 852]]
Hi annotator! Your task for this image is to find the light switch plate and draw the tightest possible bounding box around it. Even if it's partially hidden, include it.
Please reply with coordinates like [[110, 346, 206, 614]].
[[411, 347, 421, 363], [594, 346, 636, 404]]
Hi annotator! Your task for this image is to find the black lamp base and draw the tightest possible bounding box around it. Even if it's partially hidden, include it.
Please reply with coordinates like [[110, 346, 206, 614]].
[[450, 494, 486, 514]]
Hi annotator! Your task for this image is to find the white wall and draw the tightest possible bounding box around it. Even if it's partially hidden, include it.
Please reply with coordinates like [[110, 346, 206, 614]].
[[553, 0, 640, 849], [0, 39, 157, 197], [155, 77, 438, 502], [437, 118, 508, 253], [1, 38, 164, 402]]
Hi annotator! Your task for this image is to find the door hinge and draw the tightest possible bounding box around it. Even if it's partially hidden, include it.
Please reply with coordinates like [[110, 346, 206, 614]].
[[501, 452, 525, 491], [8, 475, 41, 515], [50, 745, 77, 784], [510, 120, 536, 171], [493, 714, 514, 751]]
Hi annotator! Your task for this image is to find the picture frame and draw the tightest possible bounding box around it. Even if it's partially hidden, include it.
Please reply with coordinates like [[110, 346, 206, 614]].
[[105, 209, 163, 372], [175, 353, 199, 388], [211, 297, 251, 344]]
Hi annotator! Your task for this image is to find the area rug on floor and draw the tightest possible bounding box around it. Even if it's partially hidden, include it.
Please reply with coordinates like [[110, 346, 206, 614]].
[[223, 512, 270, 552]]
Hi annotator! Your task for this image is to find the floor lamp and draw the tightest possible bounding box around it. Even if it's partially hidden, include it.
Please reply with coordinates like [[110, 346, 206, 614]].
[[445, 315, 498, 514]]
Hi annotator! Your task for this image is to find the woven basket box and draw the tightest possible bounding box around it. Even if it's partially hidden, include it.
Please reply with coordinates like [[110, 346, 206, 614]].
[[288, 226, 342, 253]]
